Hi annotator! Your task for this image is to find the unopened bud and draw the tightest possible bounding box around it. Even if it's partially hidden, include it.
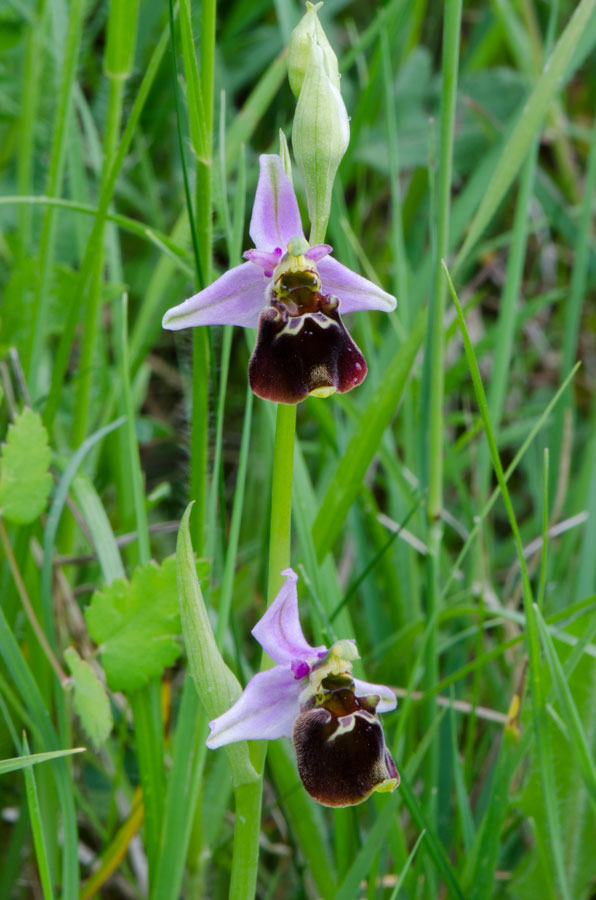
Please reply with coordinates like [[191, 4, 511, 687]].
[[288, 2, 340, 98], [292, 36, 349, 244]]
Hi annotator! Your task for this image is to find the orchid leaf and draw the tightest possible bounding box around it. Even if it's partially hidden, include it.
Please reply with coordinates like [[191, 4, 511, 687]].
[[176, 503, 257, 787], [64, 647, 113, 748], [0, 408, 52, 524]]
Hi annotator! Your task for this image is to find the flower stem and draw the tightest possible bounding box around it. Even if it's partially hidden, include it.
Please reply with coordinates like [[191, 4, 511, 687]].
[[267, 403, 297, 602], [228, 401, 297, 898]]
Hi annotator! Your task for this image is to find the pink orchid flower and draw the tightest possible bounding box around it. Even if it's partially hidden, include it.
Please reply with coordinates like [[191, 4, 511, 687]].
[[162, 155, 396, 404], [207, 568, 399, 807]]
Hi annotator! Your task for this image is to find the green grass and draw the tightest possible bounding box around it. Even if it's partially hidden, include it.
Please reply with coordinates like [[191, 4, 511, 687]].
[[1, 0, 596, 897]]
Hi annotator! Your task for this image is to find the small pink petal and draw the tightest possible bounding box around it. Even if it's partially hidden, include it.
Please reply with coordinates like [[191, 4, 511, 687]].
[[249, 155, 305, 252], [243, 248, 282, 272], [162, 262, 266, 330], [317, 256, 397, 314], [306, 244, 333, 262]]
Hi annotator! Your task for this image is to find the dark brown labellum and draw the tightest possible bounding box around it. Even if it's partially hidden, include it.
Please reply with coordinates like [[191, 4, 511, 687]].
[[248, 292, 367, 405], [292, 681, 399, 807]]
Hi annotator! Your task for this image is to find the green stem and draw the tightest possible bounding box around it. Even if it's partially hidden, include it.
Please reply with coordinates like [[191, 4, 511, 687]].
[[71, 76, 125, 449], [16, 0, 45, 268], [27, 0, 86, 395], [427, 0, 462, 520], [229, 778, 266, 899], [423, 2, 461, 889], [267, 403, 297, 602], [188, 0, 216, 549], [228, 401, 297, 898]]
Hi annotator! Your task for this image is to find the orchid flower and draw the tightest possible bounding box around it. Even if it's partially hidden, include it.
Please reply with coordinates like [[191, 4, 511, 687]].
[[207, 568, 399, 807], [162, 155, 396, 404]]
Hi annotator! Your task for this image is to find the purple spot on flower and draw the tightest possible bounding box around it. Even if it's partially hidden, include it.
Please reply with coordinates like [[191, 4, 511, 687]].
[[291, 660, 310, 680]]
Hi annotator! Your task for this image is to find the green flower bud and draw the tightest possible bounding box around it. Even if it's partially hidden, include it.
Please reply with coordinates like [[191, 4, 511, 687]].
[[288, 2, 340, 98], [292, 36, 349, 244]]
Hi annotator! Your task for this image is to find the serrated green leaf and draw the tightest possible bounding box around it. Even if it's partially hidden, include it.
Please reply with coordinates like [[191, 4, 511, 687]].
[[0, 408, 52, 524], [64, 647, 113, 747], [84, 557, 181, 692]]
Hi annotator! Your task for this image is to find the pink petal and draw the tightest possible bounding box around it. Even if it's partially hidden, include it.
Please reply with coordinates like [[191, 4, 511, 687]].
[[162, 262, 266, 330], [206, 666, 301, 747], [317, 256, 397, 314], [243, 247, 282, 276], [249, 155, 305, 253], [352, 677, 397, 714], [252, 568, 327, 666], [306, 244, 332, 262]]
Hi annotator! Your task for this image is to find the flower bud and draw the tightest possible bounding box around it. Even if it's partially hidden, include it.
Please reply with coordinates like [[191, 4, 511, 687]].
[[292, 35, 349, 244], [288, 2, 340, 97]]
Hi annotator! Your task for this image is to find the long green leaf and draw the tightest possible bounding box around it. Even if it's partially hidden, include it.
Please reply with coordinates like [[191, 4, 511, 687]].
[[313, 307, 427, 560], [0, 746, 84, 776], [456, 0, 596, 268]]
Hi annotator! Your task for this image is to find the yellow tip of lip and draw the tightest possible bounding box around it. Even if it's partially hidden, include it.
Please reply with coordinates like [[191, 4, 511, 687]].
[[374, 778, 399, 795], [309, 386, 336, 399]]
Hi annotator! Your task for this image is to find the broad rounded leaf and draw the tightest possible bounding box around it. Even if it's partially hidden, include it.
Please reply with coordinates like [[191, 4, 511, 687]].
[[85, 557, 181, 692]]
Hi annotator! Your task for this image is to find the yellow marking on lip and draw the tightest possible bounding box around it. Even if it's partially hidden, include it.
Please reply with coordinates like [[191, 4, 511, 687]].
[[310, 385, 336, 398]]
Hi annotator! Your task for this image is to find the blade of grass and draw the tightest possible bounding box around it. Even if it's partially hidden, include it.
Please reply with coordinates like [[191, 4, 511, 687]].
[[0, 746, 84, 776], [465, 682, 525, 899], [71, 0, 140, 449], [0, 196, 193, 269], [334, 793, 402, 900], [26, 0, 87, 394], [455, 0, 596, 270], [21, 734, 55, 900], [0, 605, 79, 898], [117, 292, 164, 885], [535, 606, 596, 815], [79, 789, 144, 900], [267, 741, 337, 898], [387, 829, 427, 900], [44, 22, 170, 431], [443, 261, 571, 900], [441, 361, 581, 600], [422, 5, 462, 872], [313, 307, 427, 560], [550, 109, 596, 491], [398, 774, 466, 900]]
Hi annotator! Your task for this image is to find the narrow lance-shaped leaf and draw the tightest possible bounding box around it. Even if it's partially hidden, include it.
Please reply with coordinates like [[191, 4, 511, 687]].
[[64, 647, 113, 748], [0, 746, 85, 776], [176, 503, 257, 787], [0, 408, 52, 524]]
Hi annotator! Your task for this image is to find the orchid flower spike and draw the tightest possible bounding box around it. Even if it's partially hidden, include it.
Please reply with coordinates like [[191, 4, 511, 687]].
[[207, 569, 399, 807], [162, 155, 396, 404]]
